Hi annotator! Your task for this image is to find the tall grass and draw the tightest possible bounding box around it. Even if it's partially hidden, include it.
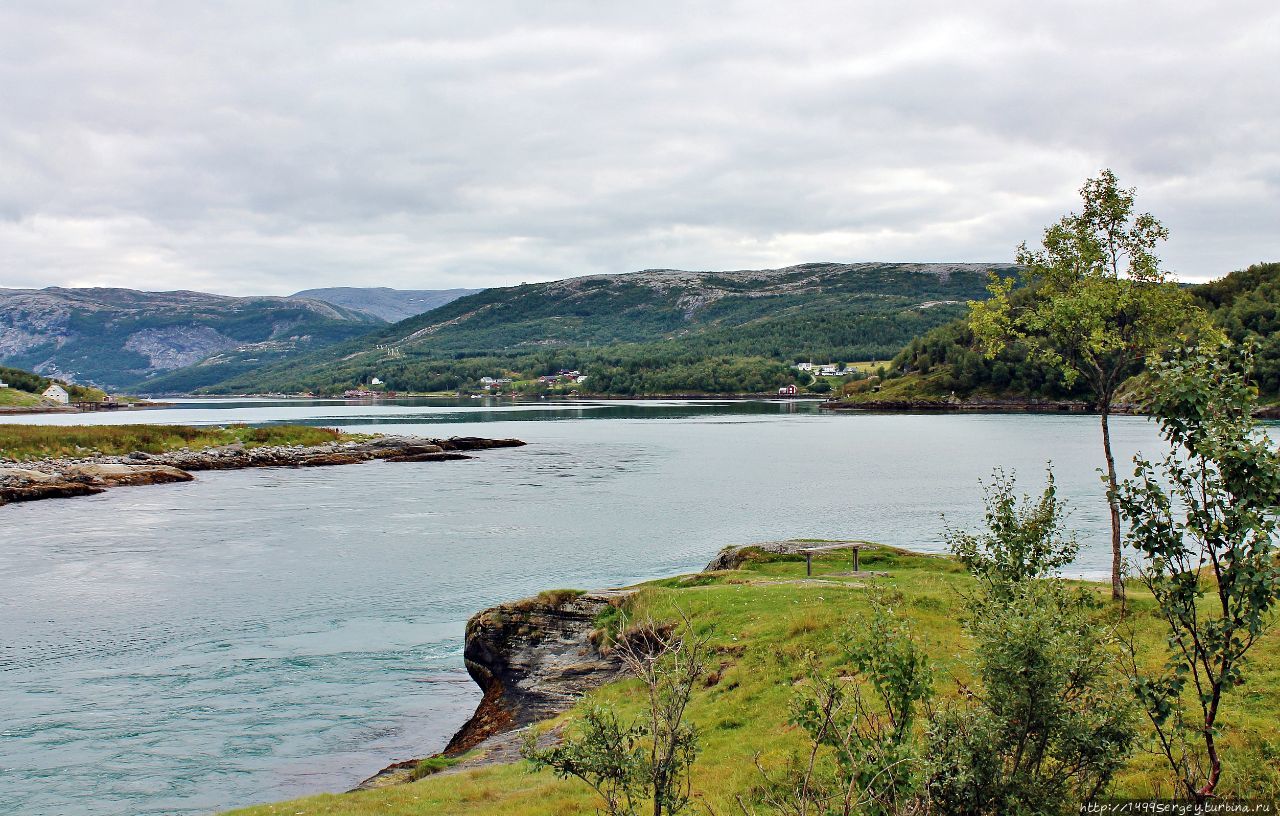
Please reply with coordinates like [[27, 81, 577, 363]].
[[0, 424, 347, 461]]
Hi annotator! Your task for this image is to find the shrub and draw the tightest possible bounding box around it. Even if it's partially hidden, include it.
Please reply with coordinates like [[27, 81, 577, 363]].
[[926, 581, 1137, 815], [945, 468, 1079, 593]]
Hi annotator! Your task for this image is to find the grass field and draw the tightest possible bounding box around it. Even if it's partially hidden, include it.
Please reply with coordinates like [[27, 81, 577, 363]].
[[0, 424, 356, 461], [225, 546, 1280, 815]]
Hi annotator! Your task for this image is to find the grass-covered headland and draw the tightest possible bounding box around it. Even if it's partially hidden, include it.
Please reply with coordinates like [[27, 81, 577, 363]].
[[0, 423, 352, 462], [224, 546, 1280, 816]]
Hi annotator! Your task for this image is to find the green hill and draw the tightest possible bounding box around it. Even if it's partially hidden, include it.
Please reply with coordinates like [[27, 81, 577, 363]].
[[188, 262, 1009, 395]]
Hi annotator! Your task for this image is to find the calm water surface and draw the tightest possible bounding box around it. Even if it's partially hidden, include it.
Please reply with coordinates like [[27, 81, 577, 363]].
[[2, 399, 1179, 815]]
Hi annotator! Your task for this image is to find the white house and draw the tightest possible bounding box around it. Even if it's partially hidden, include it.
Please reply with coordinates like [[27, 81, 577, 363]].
[[370, 376, 384, 386], [0, 378, 8, 388], [795, 362, 814, 371], [42, 383, 70, 404]]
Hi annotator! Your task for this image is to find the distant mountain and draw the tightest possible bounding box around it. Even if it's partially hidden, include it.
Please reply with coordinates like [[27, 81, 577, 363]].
[[203, 262, 1011, 395], [0, 287, 384, 391], [289, 286, 482, 322]]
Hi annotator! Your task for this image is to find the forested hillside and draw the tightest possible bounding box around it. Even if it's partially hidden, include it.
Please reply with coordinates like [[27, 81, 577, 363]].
[[853, 262, 1280, 403], [191, 262, 1008, 395]]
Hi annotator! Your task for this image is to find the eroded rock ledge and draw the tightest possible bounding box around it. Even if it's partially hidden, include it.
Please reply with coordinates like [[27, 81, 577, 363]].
[[359, 588, 633, 789], [0, 435, 525, 507]]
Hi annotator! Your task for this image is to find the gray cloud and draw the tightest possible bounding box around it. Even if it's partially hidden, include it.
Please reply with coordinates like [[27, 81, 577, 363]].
[[1, 0, 1276, 295]]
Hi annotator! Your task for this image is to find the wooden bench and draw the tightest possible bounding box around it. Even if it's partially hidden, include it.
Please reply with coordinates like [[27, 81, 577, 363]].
[[799, 542, 874, 576]]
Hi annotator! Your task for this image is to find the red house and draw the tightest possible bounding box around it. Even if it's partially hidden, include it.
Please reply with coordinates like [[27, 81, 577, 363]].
[[778, 384, 798, 396]]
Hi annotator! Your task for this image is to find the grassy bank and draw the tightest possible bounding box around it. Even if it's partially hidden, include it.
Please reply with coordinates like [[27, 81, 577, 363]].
[[0, 424, 357, 461], [0, 388, 43, 408], [225, 546, 1280, 815]]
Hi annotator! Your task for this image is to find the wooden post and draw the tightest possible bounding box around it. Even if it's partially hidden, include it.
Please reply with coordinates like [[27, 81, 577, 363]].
[[806, 552, 812, 577], [853, 547, 860, 573]]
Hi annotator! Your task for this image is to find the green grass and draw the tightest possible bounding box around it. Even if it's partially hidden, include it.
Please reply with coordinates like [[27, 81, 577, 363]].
[[223, 546, 1280, 815], [0, 424, 360, 461], [0, 388, 43, 408]]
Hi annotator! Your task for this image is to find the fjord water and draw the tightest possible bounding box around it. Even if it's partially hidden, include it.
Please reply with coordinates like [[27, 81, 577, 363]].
[[3, 399, 1170, 816]]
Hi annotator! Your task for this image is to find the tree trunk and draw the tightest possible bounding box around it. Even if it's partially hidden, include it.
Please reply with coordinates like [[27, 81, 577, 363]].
[[1099, 406, 1125, 601]]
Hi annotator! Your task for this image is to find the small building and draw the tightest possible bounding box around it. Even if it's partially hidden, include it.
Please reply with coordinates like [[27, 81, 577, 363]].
[[795, 362, 814, 372], [778, 384, 798, 396], [42, 383, 70, 404], [370, 376, 384, 386], [0, 378, 8, 388]]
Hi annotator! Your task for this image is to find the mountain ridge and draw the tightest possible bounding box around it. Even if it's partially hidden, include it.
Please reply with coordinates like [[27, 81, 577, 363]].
[[289, 286, 481, 322], [0, 287, 384, 390]]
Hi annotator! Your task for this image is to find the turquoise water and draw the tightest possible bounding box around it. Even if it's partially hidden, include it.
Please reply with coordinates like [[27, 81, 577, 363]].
[[2, 399, 1174, 815]]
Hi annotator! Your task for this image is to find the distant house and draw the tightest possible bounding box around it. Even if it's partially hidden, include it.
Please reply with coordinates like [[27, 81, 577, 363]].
[[370, 376, 384, 386], [795, 362, 814, 372], [42, 383, 70, 404], [778, 384, 798, 396], [0, 378, 8, 388]]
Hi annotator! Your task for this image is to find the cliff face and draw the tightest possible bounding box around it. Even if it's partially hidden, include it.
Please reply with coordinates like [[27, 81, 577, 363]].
[[445, 589, 633, 755]]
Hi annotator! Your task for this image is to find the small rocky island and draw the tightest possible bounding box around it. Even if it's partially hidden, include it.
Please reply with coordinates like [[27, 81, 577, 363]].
[[0, 434, 525, 506]]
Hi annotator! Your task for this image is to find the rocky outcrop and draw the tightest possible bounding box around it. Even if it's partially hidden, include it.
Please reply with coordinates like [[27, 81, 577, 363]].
[[0, 468, 105, 503], [358, 587, 633, 790], [704, 539, 817, 570], [63, 463, 195, 486], [446, 589, 633, 754], [0, 435, 526, 506]]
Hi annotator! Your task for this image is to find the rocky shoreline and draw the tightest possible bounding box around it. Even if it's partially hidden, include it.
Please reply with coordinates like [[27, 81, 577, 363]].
[[0, 435, 525, 507]]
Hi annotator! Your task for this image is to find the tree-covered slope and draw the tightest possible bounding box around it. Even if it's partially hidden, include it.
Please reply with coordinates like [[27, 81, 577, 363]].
[[1194, 262, 1280, 394], [845, 262, 1280, 404], [0, 287, 385, 390], [197, 262, 1009, 395]]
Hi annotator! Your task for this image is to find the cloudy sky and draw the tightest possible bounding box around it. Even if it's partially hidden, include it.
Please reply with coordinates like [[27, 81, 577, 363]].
[[1, 1, 1276, 295]]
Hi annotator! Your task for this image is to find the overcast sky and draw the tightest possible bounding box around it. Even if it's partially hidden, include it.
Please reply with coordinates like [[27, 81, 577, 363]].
[[1, 1, 1276, 295]]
